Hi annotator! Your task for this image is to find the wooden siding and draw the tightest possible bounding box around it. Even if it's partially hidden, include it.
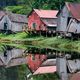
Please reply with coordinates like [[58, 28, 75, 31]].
[[56, 58, 68, 80], [27, 54, 47, 72], [0, 59, 4, 66], [0, 48, 24, 65], [6, 57, 27, 68], [57, 6, 70, 32], [12, 22, 26, 32], [68, 19, 80, 34], [70, 73, 80, 80], [28, 11, 46, 31]]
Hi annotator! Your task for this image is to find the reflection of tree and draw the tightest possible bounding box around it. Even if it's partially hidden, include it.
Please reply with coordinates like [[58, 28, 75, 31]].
[[0, 65, 29, 80]]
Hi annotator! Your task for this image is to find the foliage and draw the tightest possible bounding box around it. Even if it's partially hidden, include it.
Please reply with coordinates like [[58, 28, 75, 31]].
[[33, 72, 59, 80], [4, 0, 80, 15], [0, 32, 27, 40], [4, 5, 31, 14], [4, 6, 23, 13], [0, 65, 29, 80]]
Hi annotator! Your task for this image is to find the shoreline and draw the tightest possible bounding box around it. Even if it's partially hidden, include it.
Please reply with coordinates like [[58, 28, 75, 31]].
[[0, 36, 80, 53]]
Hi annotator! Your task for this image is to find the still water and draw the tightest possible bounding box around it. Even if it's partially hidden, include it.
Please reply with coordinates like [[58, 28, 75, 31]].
[[0, 44, 80, 80]]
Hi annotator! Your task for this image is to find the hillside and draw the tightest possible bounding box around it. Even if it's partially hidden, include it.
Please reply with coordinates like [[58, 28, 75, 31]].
[[2, 0, 80, 15]]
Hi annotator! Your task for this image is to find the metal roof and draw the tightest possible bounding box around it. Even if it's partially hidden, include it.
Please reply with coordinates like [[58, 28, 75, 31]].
[[33, 66, 56, 75], [34, 9, 58, 18], [66, 2, 80, 21], [0, 11, 5, 20], [0, 11, 27, 23], [41, 18, 57, 27], [7, 12, 27, 23]]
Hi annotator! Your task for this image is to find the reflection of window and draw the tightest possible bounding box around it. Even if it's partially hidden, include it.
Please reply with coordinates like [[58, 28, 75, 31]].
[[4, 51, 7, 57], [32, 23, 36, 29], [4, 22, 8, 30], [47, 27, 56, 31]]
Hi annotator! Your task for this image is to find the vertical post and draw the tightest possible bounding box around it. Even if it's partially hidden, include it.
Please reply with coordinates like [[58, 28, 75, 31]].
[[78, 34, 79, 40], [51, 31, 53, 37], [56, 32, 58, 38], [46, 31, 47, 37], [40, 30, 41, 36]]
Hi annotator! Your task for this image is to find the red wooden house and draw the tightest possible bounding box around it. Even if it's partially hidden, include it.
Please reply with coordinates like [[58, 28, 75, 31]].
[[27, 9, 58, 35], [27, 54, 47, 73]]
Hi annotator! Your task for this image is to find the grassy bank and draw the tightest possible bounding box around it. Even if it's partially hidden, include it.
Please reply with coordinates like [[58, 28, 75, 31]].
[[33, 37, 80, 53], [0, 32, 44, 43], [0, 32, 80, 52]]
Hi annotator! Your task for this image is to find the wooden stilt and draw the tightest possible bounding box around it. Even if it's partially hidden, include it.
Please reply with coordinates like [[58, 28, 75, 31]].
[[71, 33, 73, 41], [46, 31, 47, 37], [78, 34, 79, 40], [39, 30, 41, 36], [51, 31, 53, 37], [64, 33, 65, 39]]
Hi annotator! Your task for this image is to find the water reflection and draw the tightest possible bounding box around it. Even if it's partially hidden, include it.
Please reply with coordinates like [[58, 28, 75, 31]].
[[0, 65, 27, 80], [0, 45, 26, 67], [0, 44, 80, 80]]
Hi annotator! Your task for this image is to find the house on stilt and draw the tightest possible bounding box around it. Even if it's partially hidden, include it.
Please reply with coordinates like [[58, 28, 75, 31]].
[[27, 9, 58, 36]]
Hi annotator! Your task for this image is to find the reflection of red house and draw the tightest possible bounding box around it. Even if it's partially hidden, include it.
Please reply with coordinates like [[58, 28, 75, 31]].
[[28, 9, 58, 32], [27, 54, 47, 72]]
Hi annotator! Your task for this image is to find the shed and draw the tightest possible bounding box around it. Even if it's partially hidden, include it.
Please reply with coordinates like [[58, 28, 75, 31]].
[[33, 66, 56, 75], [7, 12, 28, 32]]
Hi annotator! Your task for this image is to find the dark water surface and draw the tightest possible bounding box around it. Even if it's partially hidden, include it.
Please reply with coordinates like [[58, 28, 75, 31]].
[[0, 44, 80, 80]]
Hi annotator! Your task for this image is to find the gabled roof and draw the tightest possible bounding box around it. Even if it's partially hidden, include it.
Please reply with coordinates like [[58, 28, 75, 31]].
[[34, 9, 58, 18], [28, 9, 58, 19], [0, 11, 27, 23], [0, 11, 5, 21], [7, 12, 27, 23], [57, 2, 80, 21], [66, 2, 80, 21]]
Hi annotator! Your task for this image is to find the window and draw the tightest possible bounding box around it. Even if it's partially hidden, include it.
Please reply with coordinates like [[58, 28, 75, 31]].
[[32, 23, 36, 29]]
